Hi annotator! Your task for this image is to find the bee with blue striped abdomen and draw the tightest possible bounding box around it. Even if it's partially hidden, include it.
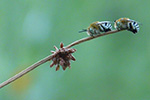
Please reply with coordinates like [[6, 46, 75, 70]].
[[114, 18, 140, 34], [79, 21, 112, 36]]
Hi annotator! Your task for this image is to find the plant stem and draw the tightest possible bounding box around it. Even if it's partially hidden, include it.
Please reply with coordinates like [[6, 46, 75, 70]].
[[0, 55, 53, 89], [66, 30, 120, 48], [0, 30, 121, 89]]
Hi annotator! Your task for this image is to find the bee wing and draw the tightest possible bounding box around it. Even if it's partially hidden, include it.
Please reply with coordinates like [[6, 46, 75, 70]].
[[96, 21, 111, 25], [128, 19, 140, 23], [127, 19, 136, 22], [128, 19, 142, 25]]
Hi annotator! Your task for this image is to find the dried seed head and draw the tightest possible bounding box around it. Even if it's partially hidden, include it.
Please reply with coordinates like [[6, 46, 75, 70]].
[[60, 42, 64, 48], [56, 64, 60, 71], [50, 43, 76, 71]]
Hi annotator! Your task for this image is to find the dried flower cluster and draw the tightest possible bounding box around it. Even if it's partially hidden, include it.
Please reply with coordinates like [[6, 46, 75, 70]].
[[50, 43, 76, 71]]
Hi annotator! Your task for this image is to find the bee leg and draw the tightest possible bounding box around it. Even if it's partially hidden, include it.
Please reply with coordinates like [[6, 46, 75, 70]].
[[90, 35, 94, 37], [90, 34, 95, 37], [117, 28, 121, 31], [88, 30, 94, 37]]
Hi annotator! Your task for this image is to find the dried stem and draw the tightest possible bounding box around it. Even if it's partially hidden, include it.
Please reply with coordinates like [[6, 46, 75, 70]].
[[66, 30, 120, 48], [0, 55, 53, 89], [0, 30, 121, 89]]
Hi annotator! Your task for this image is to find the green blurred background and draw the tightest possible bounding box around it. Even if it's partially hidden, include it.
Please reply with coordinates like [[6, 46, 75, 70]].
[[0, 0, 149, 100]]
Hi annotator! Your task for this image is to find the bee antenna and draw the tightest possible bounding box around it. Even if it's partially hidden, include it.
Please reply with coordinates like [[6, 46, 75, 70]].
[[78, 29, 87, 33]]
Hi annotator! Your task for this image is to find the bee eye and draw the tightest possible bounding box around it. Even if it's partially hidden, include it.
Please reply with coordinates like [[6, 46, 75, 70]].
[[116, 21, 120, 25]]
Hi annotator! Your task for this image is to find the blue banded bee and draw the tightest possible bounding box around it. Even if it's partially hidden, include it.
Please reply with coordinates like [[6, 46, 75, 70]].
[[79, 21, 112, 36], [114, 18, 140, 34]]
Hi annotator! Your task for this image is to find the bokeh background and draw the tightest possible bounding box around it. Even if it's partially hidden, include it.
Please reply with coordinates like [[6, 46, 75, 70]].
[[0, 0, 149, 100]]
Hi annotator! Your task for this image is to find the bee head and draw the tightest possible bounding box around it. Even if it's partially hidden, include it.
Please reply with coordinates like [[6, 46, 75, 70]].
[[90, 22, 99, 30], [120, 18, 130, 23]]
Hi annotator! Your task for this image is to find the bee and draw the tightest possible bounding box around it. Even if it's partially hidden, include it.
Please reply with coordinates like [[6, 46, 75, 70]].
[[114, 18, 140, 34], [79, 21, 112, 36]]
